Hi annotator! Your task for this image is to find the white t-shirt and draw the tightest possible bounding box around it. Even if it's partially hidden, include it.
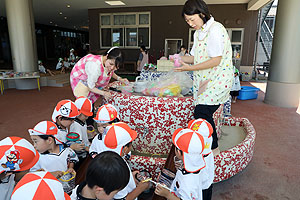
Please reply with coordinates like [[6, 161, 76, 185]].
[[31, 147, 78, 172], [190, 16, 224, 58], [170, 169, 206, 200], [89, 134, 106, 156], [113, 162, 136, 199], [202, 153, 214, 189], [231, 75, 241, 91], [56, 125, 68, 144], [64, 61, 71, 68], [0, 174, 15, 200], [39, 65, 46, 74], [69, 119, 90, 147], [56, 62, 63, 70]]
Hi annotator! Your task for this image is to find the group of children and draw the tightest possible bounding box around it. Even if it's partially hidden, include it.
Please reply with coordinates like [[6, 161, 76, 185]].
[[0, 95, 216, 200], [56, 49, 80, 73]]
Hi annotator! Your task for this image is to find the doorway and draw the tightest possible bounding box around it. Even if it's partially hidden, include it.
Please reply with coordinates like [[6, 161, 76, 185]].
[[164, 39, 183, 58]]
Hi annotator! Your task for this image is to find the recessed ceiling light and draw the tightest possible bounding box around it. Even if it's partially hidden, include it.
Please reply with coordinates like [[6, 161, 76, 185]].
[[105, 1, 125, 6], [49, 21, 53, 24], [67, 4, 71, 8], [59, 11, 63, 15], [64, 16, 67, 20]]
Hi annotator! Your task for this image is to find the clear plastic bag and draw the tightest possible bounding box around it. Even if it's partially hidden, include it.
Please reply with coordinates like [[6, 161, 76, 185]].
[[59, 171, 76, 194], [142, 71, 192, 97]]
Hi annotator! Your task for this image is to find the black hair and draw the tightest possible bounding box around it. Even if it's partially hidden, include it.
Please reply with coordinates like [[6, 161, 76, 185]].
[[140, 45, 147, 54], [123, 142, 132, 148], [175, 146, 183, 155], [86, 151, 130, 195], [59, 116, 75, 121], [182, 0, 211, 24], [38, 135, 68, 148], [105, 48, 124, 68], [180, 45, 186, 50], [108, 117, 120, 124]]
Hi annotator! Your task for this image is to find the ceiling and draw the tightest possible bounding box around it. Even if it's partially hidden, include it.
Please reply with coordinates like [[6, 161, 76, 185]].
[[0, 0, 270, 31]]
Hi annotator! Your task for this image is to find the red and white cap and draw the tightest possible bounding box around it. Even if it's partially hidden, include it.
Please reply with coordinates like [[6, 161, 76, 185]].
[[103, 122, 137, 155], [94, 104, 118, 123], [11, 171, 70, 200], [0, 137, 40, 174], [51, 100, 79, 122], [28, 121, 63, 144], [75, 96, 93, 116], [188, 119, 213, 155], [172, 128, 206, 173]]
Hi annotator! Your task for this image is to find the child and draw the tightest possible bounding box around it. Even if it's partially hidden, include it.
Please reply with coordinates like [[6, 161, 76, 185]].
[[38, 60, 55, 76], [52, 99, 80, 144], [29, 120, 79, 193], [11, 171, 71, 200], [101, 122, 150, 200], [69, 96, 93, 168], [155, 128, 206, 200], [56, 57, 66, 73], [188, 118, 215, 199], [0, 136, 40, 200], [230, 68, 241, 103], [179, 45, 189, 56], [64, 57, 71, 70], [89, 104, 119, 157], [70, 151, 130, 200], [69, 48, 76, 61]]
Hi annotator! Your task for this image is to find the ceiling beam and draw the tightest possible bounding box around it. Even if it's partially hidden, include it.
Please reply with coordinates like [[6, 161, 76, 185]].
[[248, 0, 272, 10]]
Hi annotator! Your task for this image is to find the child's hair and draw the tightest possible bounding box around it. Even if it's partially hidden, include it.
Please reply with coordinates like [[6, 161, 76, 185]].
[[182, 0, 211, 24], [57, 116, 75, 121], [123, 142, 132, 148], [175, 146, 183, 155], [38, 135, 67, 148], [86, 151, 130, 195], [140, 45, 147, 54], [105, 48, 124, 68], [108, 117, 120, 124]]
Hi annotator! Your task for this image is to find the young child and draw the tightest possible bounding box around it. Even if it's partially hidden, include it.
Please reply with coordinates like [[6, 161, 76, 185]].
[[56, 57, 66, 73], [101, 122, 150, 200], [155, 128, 206, 200], [29, 121, 79, 193], [38, 60, 55, 76], [64, 57, 71, 70], [70, 151, 130, 200], [52, 99, 80, 144], [69, 48, 76, 61], [230, 68, 241, 103], [11, 171, 71, 200], [89, 104, 119, 157], [188, 118, 215, 199], [179, 45, 189, 56], [0, 136, 40, 200], [69, 96, 93, 168]]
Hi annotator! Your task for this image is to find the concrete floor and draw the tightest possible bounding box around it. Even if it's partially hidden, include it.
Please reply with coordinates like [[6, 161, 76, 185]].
[[0, 81, 299, 200]]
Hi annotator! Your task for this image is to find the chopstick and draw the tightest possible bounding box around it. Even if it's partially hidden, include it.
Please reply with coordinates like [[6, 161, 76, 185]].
[[142, 178, 172, 192]]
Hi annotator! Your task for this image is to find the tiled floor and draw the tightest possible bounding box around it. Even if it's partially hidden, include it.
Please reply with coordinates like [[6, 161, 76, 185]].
[[0, 81, 299, 200]]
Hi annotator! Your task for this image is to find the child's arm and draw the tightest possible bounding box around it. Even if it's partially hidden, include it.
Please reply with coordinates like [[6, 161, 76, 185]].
[[155, 184, 180, 200], [125, 181, 150, 200], [67, 162, 76, 174]]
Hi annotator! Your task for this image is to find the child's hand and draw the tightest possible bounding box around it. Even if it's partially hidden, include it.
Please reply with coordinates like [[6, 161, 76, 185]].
[[136, 180, 150, 191], [51, 171, 64, 178], [70, 143, 85, 151], [154, 183, 170, 198], [67, 168, 76, 175]]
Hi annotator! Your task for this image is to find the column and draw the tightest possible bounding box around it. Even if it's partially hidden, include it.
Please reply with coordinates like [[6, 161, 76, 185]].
[[264, 0, 300, 108], [5, 0, 38, 89]]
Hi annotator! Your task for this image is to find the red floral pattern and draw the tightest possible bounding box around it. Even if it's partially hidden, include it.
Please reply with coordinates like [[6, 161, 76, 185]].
[[107, 82, 255, 182]]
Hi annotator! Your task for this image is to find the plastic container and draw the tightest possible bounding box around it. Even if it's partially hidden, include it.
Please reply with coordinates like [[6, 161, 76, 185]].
[[59, 171, 76, 194], [157, 168, 175, 188], [237, 86, 260, 100]]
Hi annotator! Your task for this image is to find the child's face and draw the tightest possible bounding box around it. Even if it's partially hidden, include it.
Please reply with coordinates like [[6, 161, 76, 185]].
[[59, 117, 74, 128], [121, 143, 132, 157], [30, 135, 50, 153], [234, 73, 238, 77], [184, 14, 204, 30], [97, 123, 109, 134], [79, 113, 89, 122], [175, 148, 183, 160]]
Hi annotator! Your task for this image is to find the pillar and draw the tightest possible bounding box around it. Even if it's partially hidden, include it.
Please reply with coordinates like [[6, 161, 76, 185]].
[[264, 0, 300, 108], [5, 0, 38, 89]]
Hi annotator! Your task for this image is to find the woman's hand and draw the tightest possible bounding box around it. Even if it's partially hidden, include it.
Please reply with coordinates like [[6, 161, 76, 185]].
[[119, 77, 130, 85], [174, 61, 190, 72], [103, 91, 112, 100]]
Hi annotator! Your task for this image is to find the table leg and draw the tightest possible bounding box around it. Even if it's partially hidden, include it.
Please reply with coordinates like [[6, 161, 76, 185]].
[[0, 80, 4, 95], [37, 78, 40, 91]]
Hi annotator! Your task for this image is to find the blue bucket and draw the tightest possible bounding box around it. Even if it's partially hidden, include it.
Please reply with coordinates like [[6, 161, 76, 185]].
[[237, 86, 260, 100]]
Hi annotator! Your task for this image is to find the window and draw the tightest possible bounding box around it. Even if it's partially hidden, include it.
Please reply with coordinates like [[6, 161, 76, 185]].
[[100, 12, 150, 48]]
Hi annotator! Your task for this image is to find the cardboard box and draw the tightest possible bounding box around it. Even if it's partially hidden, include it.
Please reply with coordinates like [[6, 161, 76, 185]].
[[157, 60, 174, 72]]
